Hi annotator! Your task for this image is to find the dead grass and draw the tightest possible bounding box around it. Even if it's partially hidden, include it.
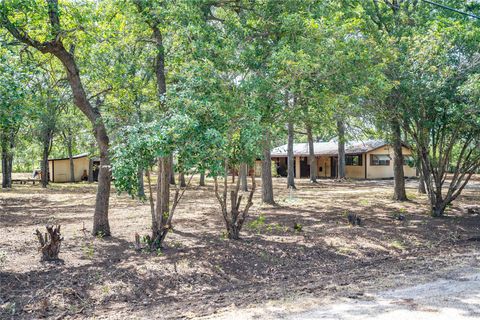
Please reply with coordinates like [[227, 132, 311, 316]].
[[0, 176, 479, 319]]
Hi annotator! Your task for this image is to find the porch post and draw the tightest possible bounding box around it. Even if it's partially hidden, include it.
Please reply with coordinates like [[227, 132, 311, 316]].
[[295, 156, 301, 179]]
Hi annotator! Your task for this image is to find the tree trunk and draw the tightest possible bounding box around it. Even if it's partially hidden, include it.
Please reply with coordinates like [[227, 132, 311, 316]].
[[337, 119, 346, 179], [261, 129, 275, 204], [214, 167, 256, 240], [431, 198, 446, 217], [287, 118, 296, 189], [179, 171, 186, 188], [240, 163, 248, 192], [169, 156, 176, 185], [391, 119, 407, 201], [306, 123, 317, 183], [150, 156, 172, 249], [418, 168, 426, 194], [93, 132, 111, 236], [199, 172, 206, 186], [137, 167, 145, 198], [53, 48, 112, 236], [1, 147, 12, 189], [416, 153, 426, 194], [66, 132, 75, 183], [41, 133, 51, 188]]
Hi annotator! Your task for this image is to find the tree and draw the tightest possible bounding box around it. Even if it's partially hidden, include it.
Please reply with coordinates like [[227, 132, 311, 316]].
[[31, 67, 67, 188], [1, 0, 113, 235], [0, 46, 28, 188], [359, 0, 421, 200], [400, 25, 480, 216], [113, 115, 212, 249]]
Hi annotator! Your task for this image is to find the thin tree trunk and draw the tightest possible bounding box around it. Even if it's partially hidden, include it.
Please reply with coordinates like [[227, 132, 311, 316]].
[[67, 134, 75, 182], [391, 119, 407, 201], [1, 132, 14, 188], [41, 136, 50, 188], [137, 167, 145, 198], [199, 172, 206, 186], [337, 119, 346, 179], [169, 156, 176, 185], [287, 118, 296, 189], [261, 128, 275, 204], [418, 166, 426, 194], [179, 171, 186, 188], [306, 123, 317, 183], [1, 147, 12, 189], [240, 163, 248, 192]]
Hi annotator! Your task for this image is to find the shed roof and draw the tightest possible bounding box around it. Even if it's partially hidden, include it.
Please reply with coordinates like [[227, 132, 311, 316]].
[[48, 153, 89, 162], [271, 140, 388, 157]]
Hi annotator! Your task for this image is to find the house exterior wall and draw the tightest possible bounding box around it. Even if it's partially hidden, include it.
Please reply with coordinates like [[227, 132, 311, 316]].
[[366, 146, 416, 179], [317, 156, 331, 178], [345, 153, 365, 179], [48, 157, 90, 182], [268, 146, 417, 179]]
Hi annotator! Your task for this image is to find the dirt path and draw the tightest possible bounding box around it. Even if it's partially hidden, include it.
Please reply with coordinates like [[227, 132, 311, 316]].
[[204, 247, 480, 320]]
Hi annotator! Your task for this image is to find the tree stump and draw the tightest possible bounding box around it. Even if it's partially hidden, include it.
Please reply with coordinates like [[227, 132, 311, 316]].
[[466, 206, 480, 215], [347, 212, 362, 226], [35, 225, 63, 261]]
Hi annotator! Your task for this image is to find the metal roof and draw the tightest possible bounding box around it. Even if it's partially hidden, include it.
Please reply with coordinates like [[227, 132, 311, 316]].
[[48, 153, 90, 161], [271, 140, 388, 157]]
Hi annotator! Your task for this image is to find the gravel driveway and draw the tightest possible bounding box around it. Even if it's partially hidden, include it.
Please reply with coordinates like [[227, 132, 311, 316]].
[[206, 264, 480, 320]]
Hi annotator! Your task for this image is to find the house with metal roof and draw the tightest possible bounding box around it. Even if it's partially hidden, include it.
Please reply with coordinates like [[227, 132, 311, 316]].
[[269, 139, 417, 179]]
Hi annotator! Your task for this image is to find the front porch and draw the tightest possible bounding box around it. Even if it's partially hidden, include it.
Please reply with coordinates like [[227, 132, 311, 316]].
[[272, 154, 366, 179]]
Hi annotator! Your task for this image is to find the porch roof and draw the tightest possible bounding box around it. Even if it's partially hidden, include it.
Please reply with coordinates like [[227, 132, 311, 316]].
[[271, 140, 387, 157]]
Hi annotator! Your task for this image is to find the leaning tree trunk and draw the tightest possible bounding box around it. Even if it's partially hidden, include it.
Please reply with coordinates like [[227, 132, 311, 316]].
[[35, 225, 62, 261], [287, 118, 296, 189], [337, 119, 346, 180], [240, 163, 248, 192], [2, 0, 112, 236], [391, 119, 407, 201], [261, 128, 275, 204], [199, 172, 206, 186], [306, 123, 317, 183]]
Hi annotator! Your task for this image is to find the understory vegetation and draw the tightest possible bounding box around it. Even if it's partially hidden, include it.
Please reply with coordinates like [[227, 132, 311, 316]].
[[1, 0, 480, 318]]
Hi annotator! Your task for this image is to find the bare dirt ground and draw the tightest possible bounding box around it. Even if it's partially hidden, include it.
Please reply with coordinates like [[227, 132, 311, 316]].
[[1, 175, 479, 319]]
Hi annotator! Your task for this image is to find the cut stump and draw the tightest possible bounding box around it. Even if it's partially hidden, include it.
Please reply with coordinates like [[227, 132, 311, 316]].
[[35, 225, 63, 261]]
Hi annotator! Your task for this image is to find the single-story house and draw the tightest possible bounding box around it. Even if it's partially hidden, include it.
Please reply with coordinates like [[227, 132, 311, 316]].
[[47, 153, 99, 182], [268, 140, 417, 179]]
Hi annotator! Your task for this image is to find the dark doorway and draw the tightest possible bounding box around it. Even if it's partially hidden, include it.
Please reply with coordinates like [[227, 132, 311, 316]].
[[300, 157, 309, 178], [92, 161, 100, 182], [331, 157, 338, 178]]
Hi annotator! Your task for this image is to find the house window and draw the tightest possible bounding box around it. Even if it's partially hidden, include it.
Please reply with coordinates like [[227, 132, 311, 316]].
[[370, 154, 391, 166], [403, 156, 415, 167], [346, 155, 363, 166]]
